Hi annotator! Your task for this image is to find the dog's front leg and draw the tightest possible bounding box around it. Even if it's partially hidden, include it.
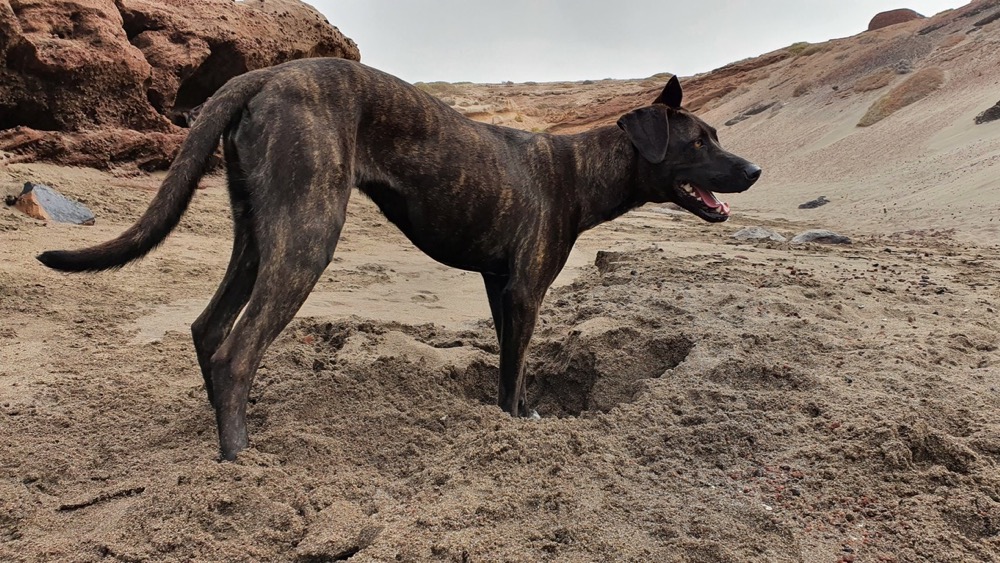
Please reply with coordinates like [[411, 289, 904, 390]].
[[494, 279, 545, 417]]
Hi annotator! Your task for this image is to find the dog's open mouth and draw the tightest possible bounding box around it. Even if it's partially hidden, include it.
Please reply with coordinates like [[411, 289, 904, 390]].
[[678, 182, 730, 222]]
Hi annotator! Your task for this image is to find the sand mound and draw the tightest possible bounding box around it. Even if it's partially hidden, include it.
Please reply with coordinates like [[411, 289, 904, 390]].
[[2, 173, 999, 559]]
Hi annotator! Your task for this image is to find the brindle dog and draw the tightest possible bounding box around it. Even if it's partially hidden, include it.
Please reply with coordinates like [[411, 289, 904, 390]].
[[39, 59, 761, 460]]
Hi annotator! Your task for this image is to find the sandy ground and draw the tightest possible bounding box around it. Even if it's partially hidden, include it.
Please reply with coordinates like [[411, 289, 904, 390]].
[[2, 153, 999, 562], [4, 3, 1000, 561]]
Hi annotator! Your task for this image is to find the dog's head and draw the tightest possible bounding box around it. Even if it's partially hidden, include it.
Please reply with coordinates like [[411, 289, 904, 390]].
[[617, 76, 761, 222]]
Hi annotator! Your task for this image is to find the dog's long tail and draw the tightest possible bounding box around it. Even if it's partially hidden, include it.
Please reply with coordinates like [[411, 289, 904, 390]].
[[37, 68, 273, 272]]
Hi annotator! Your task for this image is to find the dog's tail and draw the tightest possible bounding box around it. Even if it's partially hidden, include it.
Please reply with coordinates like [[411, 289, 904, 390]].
[[37, 68, 273, 273]]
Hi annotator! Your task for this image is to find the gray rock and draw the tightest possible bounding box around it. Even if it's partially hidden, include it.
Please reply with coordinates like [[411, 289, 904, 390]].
[[791, 229, 851, 245], [975, 101, 1000, 125], [731, 226, 787, 242], [9, 183, 95, 225], [725, 101, 779, 126], [798, 196, 829, 209]]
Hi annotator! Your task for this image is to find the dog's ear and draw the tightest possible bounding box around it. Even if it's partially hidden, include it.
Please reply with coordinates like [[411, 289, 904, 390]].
[[653, 75, 683, 108], [617, 106, 670, 163]]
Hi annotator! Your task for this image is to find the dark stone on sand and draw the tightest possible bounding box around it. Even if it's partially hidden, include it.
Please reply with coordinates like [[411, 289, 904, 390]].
[[798, 196, 830, 209], [10, 183, 95, 225], [975, 101, 1000, 125], [725, 101, 779, 126], [732, 226, 787, 242], [791, 230, 851, 245]]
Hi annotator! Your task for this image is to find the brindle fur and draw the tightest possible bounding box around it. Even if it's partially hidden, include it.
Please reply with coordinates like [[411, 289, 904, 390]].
[[38, 59, 760, 460]]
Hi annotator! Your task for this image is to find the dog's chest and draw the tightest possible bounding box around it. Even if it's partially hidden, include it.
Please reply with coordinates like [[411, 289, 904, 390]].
[[358, 181, 516, 275]]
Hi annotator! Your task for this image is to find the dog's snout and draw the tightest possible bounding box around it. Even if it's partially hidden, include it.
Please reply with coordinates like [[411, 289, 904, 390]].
[[743, 163, 762, 183]]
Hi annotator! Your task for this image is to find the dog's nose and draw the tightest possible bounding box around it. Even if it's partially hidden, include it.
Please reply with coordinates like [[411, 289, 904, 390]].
[[743, 163, 762, 183]]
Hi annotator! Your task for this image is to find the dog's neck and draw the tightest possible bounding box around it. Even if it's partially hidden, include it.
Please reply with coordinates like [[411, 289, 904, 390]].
[[560, 126, 644, 234]]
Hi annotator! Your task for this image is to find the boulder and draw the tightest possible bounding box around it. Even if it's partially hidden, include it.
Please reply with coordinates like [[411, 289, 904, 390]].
[[791, 230, 852, 245], [725, 101, 780, 127], [975, 101, 1000, 125], [0, 0, 359, 170], [868, 9, 925, 32], [798, 196, 829, 209], [8, 182, 95, 225]]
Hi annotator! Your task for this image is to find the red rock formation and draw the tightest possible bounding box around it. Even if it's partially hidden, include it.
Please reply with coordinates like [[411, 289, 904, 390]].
[[0, 0, 359, 170], [868, 8, 925, 31]]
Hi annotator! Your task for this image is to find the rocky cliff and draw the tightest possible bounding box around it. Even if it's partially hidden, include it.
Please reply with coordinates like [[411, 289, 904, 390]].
[[0, 0, 359, 170]]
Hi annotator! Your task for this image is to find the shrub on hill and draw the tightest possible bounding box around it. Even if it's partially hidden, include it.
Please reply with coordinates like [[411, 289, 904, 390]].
[[855, 69, 895, 93], [857, 67, 944, 127]]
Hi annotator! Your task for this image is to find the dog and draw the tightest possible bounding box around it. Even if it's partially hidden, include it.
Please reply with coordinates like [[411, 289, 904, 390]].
[[38, 58, 761, 460]]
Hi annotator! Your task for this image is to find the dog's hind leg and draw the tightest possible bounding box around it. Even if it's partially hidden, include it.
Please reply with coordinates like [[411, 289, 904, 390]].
[[191, 154, 260, 407], [209, 168, 350, 459], [207, 114, 354, 458], [191, 220, 258, 407], [208, 191, 347, 459]]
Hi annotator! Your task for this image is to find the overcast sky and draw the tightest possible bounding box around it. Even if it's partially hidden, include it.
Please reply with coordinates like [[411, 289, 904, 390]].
[[308, 0, 966, 83]]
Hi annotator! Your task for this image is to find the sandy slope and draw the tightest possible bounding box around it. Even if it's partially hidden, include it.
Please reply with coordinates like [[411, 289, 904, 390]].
[[439, 3, 1000, 243]]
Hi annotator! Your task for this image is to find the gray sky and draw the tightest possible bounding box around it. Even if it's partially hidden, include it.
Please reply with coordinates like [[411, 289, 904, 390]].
[[310, 1, 966, 83]]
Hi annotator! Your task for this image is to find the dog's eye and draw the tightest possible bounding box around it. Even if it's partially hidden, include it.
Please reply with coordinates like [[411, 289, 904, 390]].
[[693, 139, 705, 149]]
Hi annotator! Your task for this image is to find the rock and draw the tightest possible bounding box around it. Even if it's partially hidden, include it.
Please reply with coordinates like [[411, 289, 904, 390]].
[[0, 126, 186, 172], [8, 182, 95, 225], [791, 230, 851, 245], [975, 101, 1000, 125], [725, 101, 779, 127], [732, 226, 787, 242], [295, 501, 379, 561], [0, 0, 359, 170], [974, 10, 1000, 27], [868, 9, 925, 32], [798, 196, 829, 209]]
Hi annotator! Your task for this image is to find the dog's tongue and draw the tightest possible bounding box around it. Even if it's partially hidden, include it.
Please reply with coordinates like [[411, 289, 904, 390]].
[[694, 186, 730, 215]]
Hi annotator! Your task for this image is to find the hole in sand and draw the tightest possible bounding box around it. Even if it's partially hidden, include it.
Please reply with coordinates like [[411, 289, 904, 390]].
[[527, 327, 695, 417], [452, 328, 694, 417]]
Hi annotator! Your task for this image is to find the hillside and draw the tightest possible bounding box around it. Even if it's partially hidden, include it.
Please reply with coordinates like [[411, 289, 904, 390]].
[[433, 1, 1000, 241]]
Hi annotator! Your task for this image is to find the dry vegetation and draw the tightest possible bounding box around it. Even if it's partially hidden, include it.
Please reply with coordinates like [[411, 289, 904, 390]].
[[854, 68, 896, 93], [785, 41, 826, 57], [857, 67, 945, 127]]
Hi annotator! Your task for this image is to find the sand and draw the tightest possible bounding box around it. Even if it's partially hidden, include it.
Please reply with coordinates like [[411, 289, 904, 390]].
[[3, 11, 1000, 558], [2, 154, 999, 561]]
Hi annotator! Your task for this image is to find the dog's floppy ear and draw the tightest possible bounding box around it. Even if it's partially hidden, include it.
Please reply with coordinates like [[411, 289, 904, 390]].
[[653, 75, 683, 108], [617, 106, 670, 163]]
